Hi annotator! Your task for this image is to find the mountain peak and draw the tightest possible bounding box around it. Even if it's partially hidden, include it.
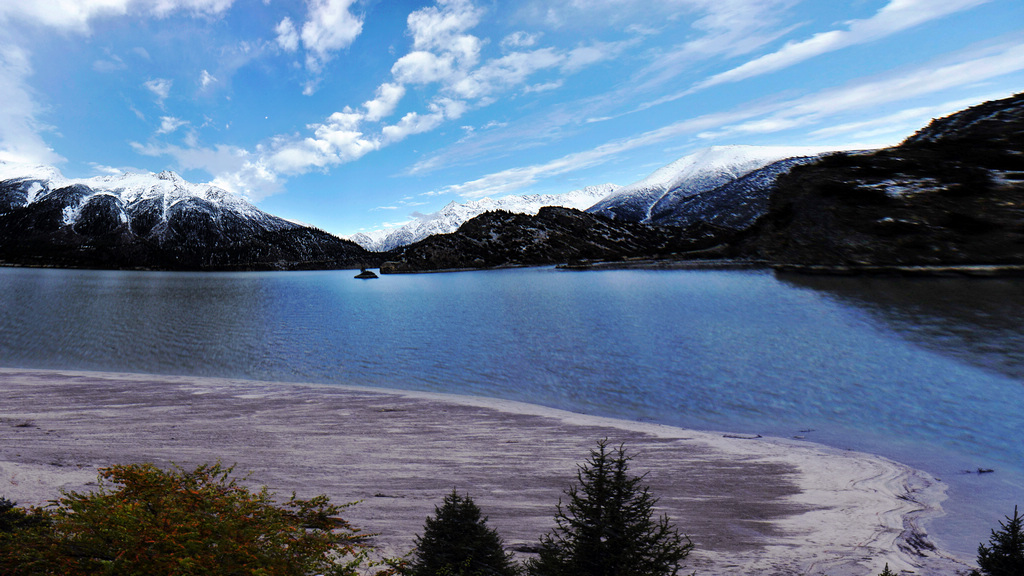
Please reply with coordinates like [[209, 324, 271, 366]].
[[0, 161, 371, 270], [156, 170, 183, 182], [589, 144, 854, 223], [347, 184, 618, 252]]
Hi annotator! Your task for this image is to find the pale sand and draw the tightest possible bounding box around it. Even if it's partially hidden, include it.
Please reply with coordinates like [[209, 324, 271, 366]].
[[0, 369, 972, 575]]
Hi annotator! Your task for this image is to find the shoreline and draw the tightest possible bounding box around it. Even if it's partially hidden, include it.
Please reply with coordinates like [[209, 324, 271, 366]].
[[0, 368, 971, 575]]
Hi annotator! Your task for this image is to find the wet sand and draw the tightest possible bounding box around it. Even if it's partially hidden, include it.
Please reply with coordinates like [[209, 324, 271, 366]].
[[0, 368, 971, 574]]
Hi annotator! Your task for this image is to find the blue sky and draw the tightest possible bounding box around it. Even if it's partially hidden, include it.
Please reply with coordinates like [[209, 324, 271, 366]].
[[1, 0, 1022, 236]]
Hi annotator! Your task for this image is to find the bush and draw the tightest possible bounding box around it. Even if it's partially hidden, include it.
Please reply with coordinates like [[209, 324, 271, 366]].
[[0, 497, 48, 537], [408, 490, 519, 576], [973, 506, 1024, 576], [527, 439, 692, 576], [0, 462, 392, 576]]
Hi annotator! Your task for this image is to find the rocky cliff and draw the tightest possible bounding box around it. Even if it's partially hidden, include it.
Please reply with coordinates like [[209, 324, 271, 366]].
[[747, 92, 1024, 269]]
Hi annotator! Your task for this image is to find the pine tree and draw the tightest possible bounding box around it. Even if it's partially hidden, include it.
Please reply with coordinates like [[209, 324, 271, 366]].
[[878, 563, 897, 576], [527, 439, 692, 576], [409, 490, 519, 576], [973, 506, 1024, 576]]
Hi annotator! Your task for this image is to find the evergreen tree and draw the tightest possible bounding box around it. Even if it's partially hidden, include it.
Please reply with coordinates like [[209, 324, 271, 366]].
[[409, 490, 519, 576], [973, 506, 1024, 576], [878, 563, 897, 576], [527, 439, 692, 576]]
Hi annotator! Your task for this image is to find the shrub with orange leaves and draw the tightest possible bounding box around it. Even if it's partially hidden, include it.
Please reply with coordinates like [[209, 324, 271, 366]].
[[0, 462, 397, 576]]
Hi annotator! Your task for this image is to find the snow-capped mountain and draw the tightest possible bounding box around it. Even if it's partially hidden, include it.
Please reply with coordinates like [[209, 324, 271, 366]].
[[0, 161, 369, 270], [587, 145, 849, 223], [647, 155, 824, 229], [0, 161, 294, 236], [348, 184, 618, 252]]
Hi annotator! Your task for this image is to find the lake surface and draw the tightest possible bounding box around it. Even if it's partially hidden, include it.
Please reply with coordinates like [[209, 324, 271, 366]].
[[0, 265, 1021, 557]]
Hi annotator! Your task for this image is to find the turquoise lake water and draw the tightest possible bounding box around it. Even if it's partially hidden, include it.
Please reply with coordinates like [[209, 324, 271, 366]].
[[0, 265, 1021, 558]]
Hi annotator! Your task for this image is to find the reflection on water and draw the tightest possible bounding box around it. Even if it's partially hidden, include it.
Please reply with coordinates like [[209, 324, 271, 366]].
[[0, 266, 1022, 558], [778, 273, 1024, 380]]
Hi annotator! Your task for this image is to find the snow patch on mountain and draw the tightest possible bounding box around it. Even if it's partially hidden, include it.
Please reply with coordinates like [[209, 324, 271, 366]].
[[348, 184, 619, 251], [0, 160, 294, 234], [588, 145, 851, 223]]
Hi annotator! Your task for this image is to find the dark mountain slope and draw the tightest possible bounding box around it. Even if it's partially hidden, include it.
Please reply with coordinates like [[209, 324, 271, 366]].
[[648, 156, 820, 230], [0, 170, 373, 271], [747, 92, 1024, 268], [379, 207, 716, 273]]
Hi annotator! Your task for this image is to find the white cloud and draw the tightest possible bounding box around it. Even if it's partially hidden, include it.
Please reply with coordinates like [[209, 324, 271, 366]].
[[704, 38, 1024, 140], [276, 0, 364, 91], [132, 140, 283, 200], [209, 160, 282, 200], [300, 0, 363, 73], [199, 69, 217, 89], [694, 0, 992, 91], [562, 40, 632, 72], [363, 83, 406, 122], [808, 94, 1004, 142], [388, 0, 483, 88], [144, 78, 172, 101], [309, 111, 380, 161], [93, 53, 127, 73], [524, 80, 564, 94], [156, 116, 188, 134], [433, 38, 1024, 199], [0, 44, 63, 165], [275, 17, 300, 52], [381, 99, 465, 143], [267, 0, 639, 176], [450, 48, 562, 99], [0, 0, 235, 33], [392, 51, 455, 84], [679, 0, 798, 58], [407, 0, 483, 52], [89, 163, 126, 176], [501, 31, 539, 50]]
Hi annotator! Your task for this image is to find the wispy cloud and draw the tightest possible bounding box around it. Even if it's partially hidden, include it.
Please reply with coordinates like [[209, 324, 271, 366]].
[[699, 37, 1024, 140], [692, 0, 992, 92], [0, 44, 63, 165], [144, 78, 172, 103], [156, 116, 188, 135], [216, 0, 639, 190], [0, 0, 235, 32], [432, 38, 1024, 199], [93, 53, 127, 73], [199, 69, 217, 89], [808, 94, 1008, 142]]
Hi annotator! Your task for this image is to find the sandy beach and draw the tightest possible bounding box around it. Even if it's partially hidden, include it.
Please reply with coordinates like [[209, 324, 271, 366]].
[[0, 368, 971, 575]]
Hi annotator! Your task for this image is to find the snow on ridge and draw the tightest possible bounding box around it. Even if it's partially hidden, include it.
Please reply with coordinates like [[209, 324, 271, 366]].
[[348, 184, 620, 252], [590, 144, 855, 222], [0, 160, 285, 229], [608, 145, 848, 201]]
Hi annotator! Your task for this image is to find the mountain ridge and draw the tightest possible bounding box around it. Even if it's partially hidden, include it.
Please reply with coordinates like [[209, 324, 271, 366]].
[[587, 145, 848, 223], [745, 91, 1024, 269], [0, 163, 372, 270], [348, 184, 618, 252]]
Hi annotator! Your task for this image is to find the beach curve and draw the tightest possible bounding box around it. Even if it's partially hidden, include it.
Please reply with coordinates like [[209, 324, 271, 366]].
[[0, 368, 971, 575]]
